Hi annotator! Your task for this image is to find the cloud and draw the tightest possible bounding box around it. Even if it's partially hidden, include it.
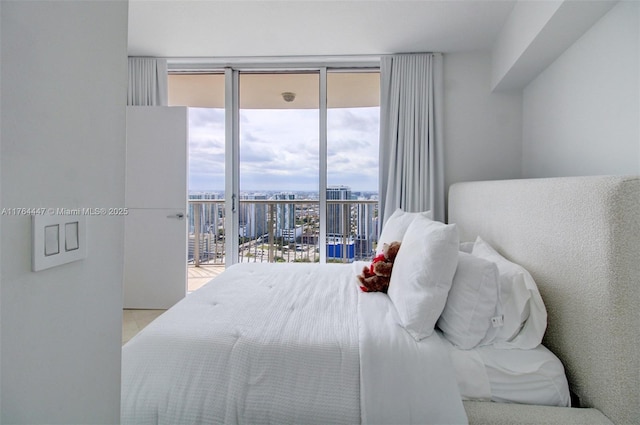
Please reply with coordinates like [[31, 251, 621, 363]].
[[189, 108, 225, 129], [329, 107, 379, 133], [188, 106, 379, 192]]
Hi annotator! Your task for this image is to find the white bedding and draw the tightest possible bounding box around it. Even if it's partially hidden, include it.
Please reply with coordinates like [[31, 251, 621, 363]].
[[359, 291, 467, 424], [121, 262, 467, 424], [441, 334, 570, 407]]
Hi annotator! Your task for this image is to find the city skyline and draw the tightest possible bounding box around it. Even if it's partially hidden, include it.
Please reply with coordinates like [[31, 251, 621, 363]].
[[188, 188, 379, 200], [188, 184, 379, 264]]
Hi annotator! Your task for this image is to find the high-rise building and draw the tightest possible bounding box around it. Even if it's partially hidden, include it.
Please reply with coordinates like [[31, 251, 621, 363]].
[[326, 185, 352, 237], [355, 197, 375, 259], [275, 192, 296, 240], [188, 192, 222, 234], [356, 198, 374, 239], [240, 193, 267, 238], [188, 192, 223, 263]]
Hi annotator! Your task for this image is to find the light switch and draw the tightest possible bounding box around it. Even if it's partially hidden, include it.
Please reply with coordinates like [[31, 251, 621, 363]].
[[44, 224, 60, 256], [65, 221, 79, 251], [32, 214, 87, 272]]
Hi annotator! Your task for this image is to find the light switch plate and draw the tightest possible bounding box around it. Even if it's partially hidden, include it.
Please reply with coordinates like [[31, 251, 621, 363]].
[[32, 214, 87, 271]]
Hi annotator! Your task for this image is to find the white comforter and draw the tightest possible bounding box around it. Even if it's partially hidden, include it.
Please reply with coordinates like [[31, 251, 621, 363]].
[[122, 262, 467, 424]]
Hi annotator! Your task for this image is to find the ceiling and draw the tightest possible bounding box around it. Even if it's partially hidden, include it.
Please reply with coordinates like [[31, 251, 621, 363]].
[[128, 0, 517, 59]]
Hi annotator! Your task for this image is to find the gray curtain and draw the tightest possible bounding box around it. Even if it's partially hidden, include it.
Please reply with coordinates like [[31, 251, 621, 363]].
[[379, 53, 444, 225], [127, 57, 168, 106]]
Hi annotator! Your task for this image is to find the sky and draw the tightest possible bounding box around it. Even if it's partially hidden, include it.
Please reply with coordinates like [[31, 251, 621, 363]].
[[188, 106, 380, 193]]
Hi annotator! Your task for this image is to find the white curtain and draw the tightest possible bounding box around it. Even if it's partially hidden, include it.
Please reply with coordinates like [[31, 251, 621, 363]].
[[379, 53, 445, 224], [127, 57, 168, 106]]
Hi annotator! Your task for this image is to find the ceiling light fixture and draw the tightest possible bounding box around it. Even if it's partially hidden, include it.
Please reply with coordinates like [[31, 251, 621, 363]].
[[281, 92, 296, 102]]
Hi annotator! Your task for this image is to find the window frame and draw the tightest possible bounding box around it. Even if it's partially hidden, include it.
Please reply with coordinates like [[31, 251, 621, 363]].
[[169, 59, 380, 266]]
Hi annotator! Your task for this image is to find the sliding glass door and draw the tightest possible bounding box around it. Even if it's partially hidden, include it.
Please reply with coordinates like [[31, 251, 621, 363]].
[[238, 72, 320, 263], [326, 71, 380, 262], [169, 66, 379, 268], [168, 73, 226, 275]]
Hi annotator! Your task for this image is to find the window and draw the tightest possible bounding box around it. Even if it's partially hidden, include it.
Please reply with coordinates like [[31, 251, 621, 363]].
[[169, 66, 380, 266], [168, 73, 226, 265], [327, 71, 379, 261]]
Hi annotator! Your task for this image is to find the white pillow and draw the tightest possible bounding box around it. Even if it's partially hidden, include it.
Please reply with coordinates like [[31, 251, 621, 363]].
[[438, 252, 500, 349], [472, 237, 547, 349], [388, 215, 459, 341], [377, 208, 432, 254], [459, 241, 475, 253]]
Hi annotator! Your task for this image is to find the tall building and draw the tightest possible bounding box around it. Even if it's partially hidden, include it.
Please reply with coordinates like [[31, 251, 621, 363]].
[[326, 185, 352, 237], [355, 197, 376, 259], [275, 192, 296, 240], [188, 192, 224, 263], [240, 193, 267, 238], [188, 192, 222, 234], [355, 198, 375, 239]]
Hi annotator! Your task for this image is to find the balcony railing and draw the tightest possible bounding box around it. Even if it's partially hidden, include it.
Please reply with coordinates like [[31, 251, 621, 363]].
[[188, 199, 378, 266]]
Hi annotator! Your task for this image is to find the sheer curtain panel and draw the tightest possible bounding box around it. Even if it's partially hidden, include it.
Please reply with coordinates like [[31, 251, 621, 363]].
[[379, 53, 444, 225], [127, 57, 168, 106]]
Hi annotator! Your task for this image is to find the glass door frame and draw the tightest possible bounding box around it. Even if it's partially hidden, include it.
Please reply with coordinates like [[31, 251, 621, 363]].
[[225, 66, 328, 265], [169, 58, 380, 267], [225, 67, 240, 264]]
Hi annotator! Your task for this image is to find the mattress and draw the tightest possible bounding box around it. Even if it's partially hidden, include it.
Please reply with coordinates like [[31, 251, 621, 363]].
[[441, 333, 571, 407], [121, 262, 467, 424]]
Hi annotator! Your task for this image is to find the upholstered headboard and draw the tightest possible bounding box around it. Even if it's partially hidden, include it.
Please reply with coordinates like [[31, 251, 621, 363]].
[[448, 176, 639, 425]]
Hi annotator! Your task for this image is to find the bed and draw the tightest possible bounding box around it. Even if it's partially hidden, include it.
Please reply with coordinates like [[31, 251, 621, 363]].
[[449, 175, 639, 425], [121, 260, 467, 424], [122, 175, 639, 425]]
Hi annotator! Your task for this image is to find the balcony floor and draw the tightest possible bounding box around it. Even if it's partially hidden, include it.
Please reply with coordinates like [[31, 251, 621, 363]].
[[188, 264, 225, 292]]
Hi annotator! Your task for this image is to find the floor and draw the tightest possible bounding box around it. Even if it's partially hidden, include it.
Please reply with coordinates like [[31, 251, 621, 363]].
[[122, 309, 165, 345], [122, 265, 225, 345], [187, 264, 224, 292]]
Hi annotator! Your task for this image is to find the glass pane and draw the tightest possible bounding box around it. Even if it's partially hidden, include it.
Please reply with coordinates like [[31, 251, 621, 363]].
[[327, 71, 380, 262], [169, 74, 226, 286], [239, 72, 320, 263]]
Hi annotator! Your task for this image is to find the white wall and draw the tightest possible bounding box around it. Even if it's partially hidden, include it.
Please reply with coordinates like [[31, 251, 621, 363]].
[[491, 0, 562, 90], [1, 1, 128, 423], [444, 51, 523, 192], [491, 0, 615, 92], [522, 1, 640, 178], [0, 0, 3, 417]]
